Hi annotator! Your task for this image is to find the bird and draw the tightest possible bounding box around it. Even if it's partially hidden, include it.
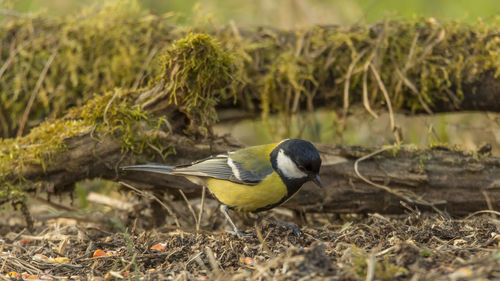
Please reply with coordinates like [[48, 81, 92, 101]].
[[121, 138, 323, 236]]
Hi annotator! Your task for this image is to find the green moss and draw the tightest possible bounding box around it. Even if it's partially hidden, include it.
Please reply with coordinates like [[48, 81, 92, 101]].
[[420, 250, 433, 257], [72, 88, 164, 154], [216, 19, 499, 139], [157, 33, 236, 136], [0, 118, 90, 200], [350, 245, 408, 280], [260, 48, 316, 135], [0, 120, 89, 176]]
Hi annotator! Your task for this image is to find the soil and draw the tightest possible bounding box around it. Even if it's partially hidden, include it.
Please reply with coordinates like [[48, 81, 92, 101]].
[[1, 201, 499, 281]]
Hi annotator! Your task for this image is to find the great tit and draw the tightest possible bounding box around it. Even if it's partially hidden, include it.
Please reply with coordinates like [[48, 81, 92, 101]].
[[121, 138, 322, 236]]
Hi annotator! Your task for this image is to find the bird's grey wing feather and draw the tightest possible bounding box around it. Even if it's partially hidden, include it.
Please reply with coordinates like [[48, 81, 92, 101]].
[[172, 155, 234, 179], [122, 152, 273, 185], [173, 154, 272, 185]]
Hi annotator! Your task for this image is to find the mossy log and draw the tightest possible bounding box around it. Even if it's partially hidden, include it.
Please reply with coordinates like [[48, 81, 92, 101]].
[[2, 4, 500, 138]]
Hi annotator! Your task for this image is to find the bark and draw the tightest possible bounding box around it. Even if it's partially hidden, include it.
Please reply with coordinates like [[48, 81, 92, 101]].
[[285, 144, 500, 215], [47, 136, 499, 216]]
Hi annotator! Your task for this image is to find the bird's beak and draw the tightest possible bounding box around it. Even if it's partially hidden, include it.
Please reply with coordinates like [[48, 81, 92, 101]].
[[312, 174, 323, 188]]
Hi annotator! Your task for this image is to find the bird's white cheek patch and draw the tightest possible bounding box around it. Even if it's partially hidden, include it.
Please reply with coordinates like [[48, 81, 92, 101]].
[[277, 149, 307, 179]]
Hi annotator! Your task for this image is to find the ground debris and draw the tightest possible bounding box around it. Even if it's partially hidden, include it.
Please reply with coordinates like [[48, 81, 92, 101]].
[[0, 211, 499, 280]]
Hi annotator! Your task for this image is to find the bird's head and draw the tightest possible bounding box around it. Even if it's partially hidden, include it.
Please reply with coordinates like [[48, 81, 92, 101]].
[[270, 139, 323, 188]]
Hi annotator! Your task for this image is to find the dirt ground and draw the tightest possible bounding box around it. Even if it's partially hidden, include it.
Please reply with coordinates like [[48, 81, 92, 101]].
[[1, 199, 499, 281]]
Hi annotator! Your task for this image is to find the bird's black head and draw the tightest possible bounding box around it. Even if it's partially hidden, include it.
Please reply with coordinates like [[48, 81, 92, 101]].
[[270, 139, 323, 188]]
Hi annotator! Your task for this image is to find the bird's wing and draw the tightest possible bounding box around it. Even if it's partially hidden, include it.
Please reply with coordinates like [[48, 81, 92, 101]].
[[173, 143, 279, 185], [172, 155, 235, 179]]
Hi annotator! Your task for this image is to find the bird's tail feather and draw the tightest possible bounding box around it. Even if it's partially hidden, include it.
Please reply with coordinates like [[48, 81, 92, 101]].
[[121, 164, 174, 175]]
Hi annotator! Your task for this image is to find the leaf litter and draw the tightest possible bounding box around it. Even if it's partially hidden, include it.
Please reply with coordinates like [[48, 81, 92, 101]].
[[1, 201, 499, 280]]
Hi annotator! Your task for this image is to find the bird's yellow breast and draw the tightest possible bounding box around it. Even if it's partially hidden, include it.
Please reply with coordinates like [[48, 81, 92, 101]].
[[205, 172, 288, 212]]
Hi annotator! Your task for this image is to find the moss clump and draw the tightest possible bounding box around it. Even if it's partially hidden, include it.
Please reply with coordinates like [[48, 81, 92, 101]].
[[0, 120, 90, 177], [157, 33, 236, 136], [72, 89, 167, 154], [0, 118, 90, 200], [1, 88, 168, 202], [350, 245, 408, 280], [259, 47, 316, 135]]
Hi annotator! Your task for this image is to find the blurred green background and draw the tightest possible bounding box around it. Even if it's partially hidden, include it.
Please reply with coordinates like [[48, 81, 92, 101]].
[[6, 0, 500, 27]]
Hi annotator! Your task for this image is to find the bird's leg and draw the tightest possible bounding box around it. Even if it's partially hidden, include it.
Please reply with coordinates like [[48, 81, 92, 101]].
[[220, 205, 253, 237]]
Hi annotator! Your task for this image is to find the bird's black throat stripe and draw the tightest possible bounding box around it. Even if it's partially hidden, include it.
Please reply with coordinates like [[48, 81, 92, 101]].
[[252, 178, 305, 212], [250, 146, 310, 213]]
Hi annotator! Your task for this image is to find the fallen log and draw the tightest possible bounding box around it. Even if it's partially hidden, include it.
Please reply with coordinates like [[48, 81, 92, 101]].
[[7, 126, 499, 216], [120, 143, 500, 216], [287, 144, 500, 215]]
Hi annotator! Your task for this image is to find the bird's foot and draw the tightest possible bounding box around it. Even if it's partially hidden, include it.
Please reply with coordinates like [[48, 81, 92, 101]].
[[273, 219, 301, 237]]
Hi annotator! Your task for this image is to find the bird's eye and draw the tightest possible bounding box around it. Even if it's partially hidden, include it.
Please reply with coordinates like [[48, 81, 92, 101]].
[[299, 164, 311, 172]]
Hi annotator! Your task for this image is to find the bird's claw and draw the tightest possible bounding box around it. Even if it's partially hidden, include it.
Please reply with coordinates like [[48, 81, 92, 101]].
[[274, 220, 301, 237]]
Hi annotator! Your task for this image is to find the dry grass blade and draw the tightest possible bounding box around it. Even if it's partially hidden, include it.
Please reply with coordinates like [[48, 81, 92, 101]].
[[481, 191, 495, 215], [395, 68, 433, 114], [0, 42, 25, 80], [17, 48, 58, 137], [119, 181, 181, 228], [362, 67, 379, 118], [178, 189, 199, 231], [255, 222, 272, 256], [340, 50, 367, 133], [133, 45, 159, 90], [369, 63, 396, 138], [33, 195, 77, 212], [0, 242, 7, 274], [102, 89, 121, 127], [462, 210, 500, 221], [197, 185, 206, 233], [365, 250, 376, 281], [205, 246, 221, 277], [87, 192, 133, 211]]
